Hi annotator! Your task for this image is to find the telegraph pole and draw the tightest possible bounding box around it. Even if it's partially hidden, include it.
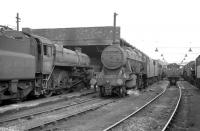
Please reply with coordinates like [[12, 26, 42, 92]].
[[16, 13, 21, 31], [113, 12, 118, 44]]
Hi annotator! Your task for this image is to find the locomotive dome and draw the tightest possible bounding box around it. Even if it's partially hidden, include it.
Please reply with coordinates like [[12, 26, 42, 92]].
[[101, 45, 127, 69]]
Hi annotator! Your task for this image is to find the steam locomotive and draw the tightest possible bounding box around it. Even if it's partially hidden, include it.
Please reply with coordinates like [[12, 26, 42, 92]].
[[183, 55, 200, 89], [0, 29, 92, 102], [96, 41, 164, 97], [183, 61, 195, 84], [164, 63, 182, 85]]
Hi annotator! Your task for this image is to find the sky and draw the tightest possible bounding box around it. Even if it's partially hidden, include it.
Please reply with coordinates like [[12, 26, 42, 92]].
[[1, 0, 200, 64]]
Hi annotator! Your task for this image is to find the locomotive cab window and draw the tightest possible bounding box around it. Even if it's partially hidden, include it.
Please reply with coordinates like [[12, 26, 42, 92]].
[[43, 44, 52, 57]]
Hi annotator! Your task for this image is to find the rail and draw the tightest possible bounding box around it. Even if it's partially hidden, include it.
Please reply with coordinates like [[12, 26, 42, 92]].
[[0, 97, 94, 124], [103, 86, 167, 131], [103, 82, 182, 131], [161, 82, 182, 131]]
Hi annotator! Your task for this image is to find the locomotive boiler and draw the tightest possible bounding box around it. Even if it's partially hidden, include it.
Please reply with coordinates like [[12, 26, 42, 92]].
[[0, 29, 91, 102], [96, 41, 162, 97]]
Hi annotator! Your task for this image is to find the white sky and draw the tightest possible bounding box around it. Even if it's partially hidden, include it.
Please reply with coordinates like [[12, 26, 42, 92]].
[[1, 0, 200, 64]]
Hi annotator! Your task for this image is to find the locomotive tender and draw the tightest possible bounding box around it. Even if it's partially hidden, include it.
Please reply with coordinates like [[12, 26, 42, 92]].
[[97, 41, 163, 97], [164, 63, 182, 85], [0, 29, 91, 102]]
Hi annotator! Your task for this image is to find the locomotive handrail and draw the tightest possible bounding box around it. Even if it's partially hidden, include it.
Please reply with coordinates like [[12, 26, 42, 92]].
[[46, 65, 55, 84]]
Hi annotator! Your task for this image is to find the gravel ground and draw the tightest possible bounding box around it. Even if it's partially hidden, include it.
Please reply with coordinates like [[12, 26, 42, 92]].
[[43, 81, 169, 131], [168, 81, 200, 131], [112, 86, 179, 131]]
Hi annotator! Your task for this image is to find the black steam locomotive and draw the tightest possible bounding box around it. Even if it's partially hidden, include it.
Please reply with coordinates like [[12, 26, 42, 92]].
[[183, 56, 200, 89], [0, 29, 92, 102], [96, 41, 164, 97], [164, 63, 182, 85]]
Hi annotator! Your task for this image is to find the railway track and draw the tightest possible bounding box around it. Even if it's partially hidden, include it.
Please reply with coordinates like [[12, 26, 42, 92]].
[[0, 96, 116, 131], [162, 83, 182, 131], [0, 97, 95, 124], [0, 89, 95, 109], [103, 83, 182, 131]]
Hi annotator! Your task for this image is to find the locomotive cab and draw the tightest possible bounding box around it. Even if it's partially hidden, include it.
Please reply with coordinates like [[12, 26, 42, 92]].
[[32, 35, 55, 74]]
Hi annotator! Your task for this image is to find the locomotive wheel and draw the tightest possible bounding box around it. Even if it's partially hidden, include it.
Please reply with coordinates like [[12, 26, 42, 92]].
[[124, 87, 128, 96], [53, 70, 70, 91], [138, 78, 143, 90], [146, 80, 149, 87], [73, 82, 85, 92], [119, 88, 124, 97], [44, 90, 53, 97], [57, 71, 69, 90], [99, 86, 105, 97], [119, 86, 126, 97]]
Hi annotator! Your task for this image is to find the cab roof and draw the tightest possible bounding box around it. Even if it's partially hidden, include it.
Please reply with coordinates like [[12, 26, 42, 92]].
[[31, 34, 52, 45]]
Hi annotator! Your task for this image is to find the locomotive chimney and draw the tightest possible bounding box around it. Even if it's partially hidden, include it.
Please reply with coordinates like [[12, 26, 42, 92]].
[[113, 12, 118, 44]]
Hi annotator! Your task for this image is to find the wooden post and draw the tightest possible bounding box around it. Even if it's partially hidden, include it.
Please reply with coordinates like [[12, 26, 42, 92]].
[[16, 13, 21, 31]]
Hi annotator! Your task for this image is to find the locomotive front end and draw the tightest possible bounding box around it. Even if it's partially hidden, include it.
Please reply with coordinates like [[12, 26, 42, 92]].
[[97, 45, 128, 96]]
